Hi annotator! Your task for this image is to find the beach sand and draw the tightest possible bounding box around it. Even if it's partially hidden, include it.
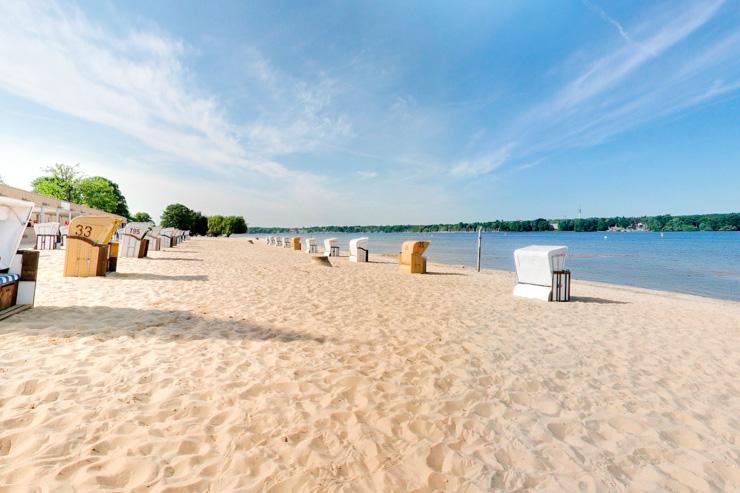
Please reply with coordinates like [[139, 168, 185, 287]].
[[1, 238, 738, 492]]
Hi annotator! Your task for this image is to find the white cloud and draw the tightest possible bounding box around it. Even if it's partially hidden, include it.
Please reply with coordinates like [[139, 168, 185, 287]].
[[450, 144, 513, 177], [356, 170, 378, 179]]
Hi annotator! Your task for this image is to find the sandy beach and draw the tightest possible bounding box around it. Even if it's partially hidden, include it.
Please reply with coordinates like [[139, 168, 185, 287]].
[[1, 237, 739, 492]]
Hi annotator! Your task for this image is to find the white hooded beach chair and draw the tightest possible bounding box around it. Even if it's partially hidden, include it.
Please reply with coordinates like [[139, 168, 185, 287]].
[[147, 227, 162, 251], [275, 236, 283, 247], [349, 237, 369, 263], [33, 222, 60, 250], [283, 236, 291, 248], [0, 198, 38, 319], [513, 245, 569, 301], [119, 222, 153, 258], [324, 238, 339, 256], [305, 238, 317, 254], [160, 228, 175, 248]]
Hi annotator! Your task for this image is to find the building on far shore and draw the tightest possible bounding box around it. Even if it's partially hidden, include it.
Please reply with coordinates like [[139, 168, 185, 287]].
[[0, 183, 126, 245]]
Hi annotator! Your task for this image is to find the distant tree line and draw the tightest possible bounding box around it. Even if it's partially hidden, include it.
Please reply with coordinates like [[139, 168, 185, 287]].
[[160, 203, 247, 236], [249, 213, 740, 234]]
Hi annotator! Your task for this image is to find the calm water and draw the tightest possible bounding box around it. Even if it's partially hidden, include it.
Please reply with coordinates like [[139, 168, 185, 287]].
[[243, 231, 740, 301]]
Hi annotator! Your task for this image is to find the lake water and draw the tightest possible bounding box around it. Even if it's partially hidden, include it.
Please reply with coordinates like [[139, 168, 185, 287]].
[[242, 231, 740, 301]]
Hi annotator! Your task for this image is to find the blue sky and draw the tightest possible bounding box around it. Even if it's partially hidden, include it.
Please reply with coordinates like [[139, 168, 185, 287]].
[[1, 0, 739, 226]]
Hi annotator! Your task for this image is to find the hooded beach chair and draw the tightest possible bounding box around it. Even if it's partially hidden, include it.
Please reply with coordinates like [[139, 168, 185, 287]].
[[513, 245, 570, 301], [283, 236, 291, 248], [349, 237, 369, 263], [275, 236, 283, 247], [64, 215, 123, 277], [0, 198, 39, 319], [399, 240, 430, 274], [305, 238, 317, 253], [324, 238, 339, 257], [160, 228, 175, 248], [147, 227, 162, 252], [119, 222, 153, 258], [291, 237, 301, 251], [33, 222, 60, 250]]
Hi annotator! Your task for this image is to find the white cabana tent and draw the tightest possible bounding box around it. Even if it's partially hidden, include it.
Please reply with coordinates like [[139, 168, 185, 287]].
[[305, 238, 317, 254], [324, 238, 339, 257], [349, 237, 369, 263], [512, 245, 568, 301], [0, 198, 38, 317], [119, 222, 153, 258], [33, 221, 60, 250]]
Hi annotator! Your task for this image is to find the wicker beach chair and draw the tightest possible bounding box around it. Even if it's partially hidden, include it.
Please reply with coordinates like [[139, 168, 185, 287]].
[[399, 240, 430, 274]]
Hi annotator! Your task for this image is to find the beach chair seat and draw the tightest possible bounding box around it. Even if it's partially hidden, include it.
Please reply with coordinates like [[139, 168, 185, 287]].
[[512, 245, 569, 301], [349, 237, 368, 263], [399, 240, 430, 274], [0, 273, 20, 284], [305, 238, 317, 253], [64, 215, 122, 277], [324, 238, 339, 256]]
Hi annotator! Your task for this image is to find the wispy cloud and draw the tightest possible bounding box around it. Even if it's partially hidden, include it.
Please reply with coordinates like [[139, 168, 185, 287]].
[[356, 170, 378, 179], [456, 0, 738, 176], [450, 144, 513, 177]]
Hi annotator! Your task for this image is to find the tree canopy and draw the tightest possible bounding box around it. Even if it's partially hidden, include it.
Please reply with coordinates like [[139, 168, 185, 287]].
[[131, 212, 153, 223], [31, 164, 130, 218], [31, 164, 83, 203], [249, 213, 740, 234], [160, 203, 195, 230], [207, 215, 247, 236]]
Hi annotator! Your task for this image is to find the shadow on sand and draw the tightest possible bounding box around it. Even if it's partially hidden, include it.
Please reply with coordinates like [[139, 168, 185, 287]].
[[144, 257, 203, 262], [571, 296, 629, 305], [1, 306, 329, 344], [109, 273, 208, 282]]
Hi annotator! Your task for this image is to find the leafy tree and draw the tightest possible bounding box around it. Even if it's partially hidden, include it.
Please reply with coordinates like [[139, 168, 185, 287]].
[[78, 176, 119, 214], [31, 163, 83, 202], [223, 216, 247, 236], [131, 212, 153, 223], [191, 211, 208, 236], [161, 203, 195, 230], [207, 215, 225, 236]]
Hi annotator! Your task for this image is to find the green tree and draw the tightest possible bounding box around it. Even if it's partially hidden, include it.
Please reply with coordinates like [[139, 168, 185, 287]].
[[78, 176, 118, 213], [31, 163, 82, 202], [161, 203, 195, 230], [207, 215, 225, 236], [223, 216, 247, 236], [131, 212, 153, 223], [191, 211, 208, 236]]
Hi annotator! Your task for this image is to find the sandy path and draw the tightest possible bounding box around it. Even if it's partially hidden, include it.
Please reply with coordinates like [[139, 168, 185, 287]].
[[1, 238, 738, 492]]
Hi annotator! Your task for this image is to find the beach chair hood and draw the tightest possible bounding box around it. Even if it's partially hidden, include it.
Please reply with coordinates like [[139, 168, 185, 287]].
[[0, 198, 34, 271]]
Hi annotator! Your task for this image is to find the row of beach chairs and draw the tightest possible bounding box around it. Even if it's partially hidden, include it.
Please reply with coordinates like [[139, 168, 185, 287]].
[[263, 235, 570, 300], [0, 196, 192, 319], [264, 235, 432, 273]]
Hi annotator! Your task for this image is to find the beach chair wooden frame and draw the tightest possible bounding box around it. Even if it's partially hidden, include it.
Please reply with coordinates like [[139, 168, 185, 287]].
[[64, 216, 122, 277], [0, 198, 38, 320], [399, 240, 430, 274]]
